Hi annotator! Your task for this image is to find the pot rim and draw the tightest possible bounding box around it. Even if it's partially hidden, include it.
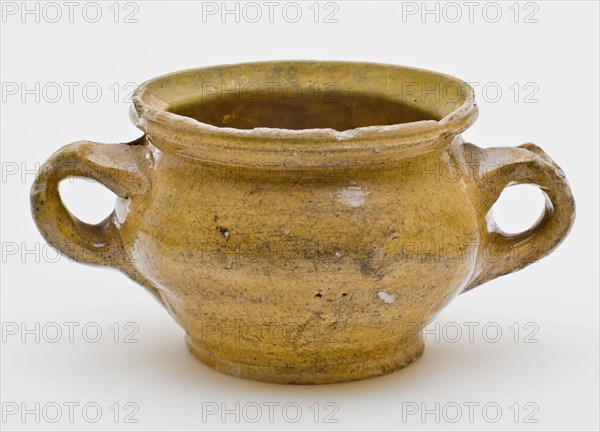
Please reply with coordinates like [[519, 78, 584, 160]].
[[130, 60, 478, 166]]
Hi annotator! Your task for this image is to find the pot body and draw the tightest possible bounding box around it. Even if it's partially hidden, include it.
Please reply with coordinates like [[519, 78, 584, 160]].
[[114, 136, 478, 383], [31, 62, 575, 384]]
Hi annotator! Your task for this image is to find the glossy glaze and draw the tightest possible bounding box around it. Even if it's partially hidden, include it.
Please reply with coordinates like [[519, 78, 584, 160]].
[[31, 61, 575, 383]]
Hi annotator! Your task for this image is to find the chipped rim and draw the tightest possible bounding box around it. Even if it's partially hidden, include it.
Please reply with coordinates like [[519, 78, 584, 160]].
[[130, 60, 479, 166]]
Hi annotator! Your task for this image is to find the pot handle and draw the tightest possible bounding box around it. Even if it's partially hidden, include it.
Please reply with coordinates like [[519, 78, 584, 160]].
[[30, 137, 149, 270], [462, 142, 575, 292]]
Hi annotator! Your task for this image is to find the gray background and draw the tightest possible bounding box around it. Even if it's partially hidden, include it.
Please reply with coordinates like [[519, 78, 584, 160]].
[[1, 1, 598, 430]]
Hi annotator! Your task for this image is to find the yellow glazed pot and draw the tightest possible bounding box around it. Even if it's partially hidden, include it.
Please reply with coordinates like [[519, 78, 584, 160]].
[[31, 61, 575, 384]]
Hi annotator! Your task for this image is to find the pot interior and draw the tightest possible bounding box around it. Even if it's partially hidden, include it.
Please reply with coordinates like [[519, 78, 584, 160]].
[[138, 61, 473, 136], [169, 91, 440, 131]]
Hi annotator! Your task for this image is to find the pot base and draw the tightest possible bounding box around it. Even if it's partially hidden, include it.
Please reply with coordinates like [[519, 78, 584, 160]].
[[185, 335, 425, 384]]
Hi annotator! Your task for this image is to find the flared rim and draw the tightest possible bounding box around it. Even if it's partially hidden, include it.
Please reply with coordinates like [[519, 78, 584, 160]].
[[130, 60, 478, 165]]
